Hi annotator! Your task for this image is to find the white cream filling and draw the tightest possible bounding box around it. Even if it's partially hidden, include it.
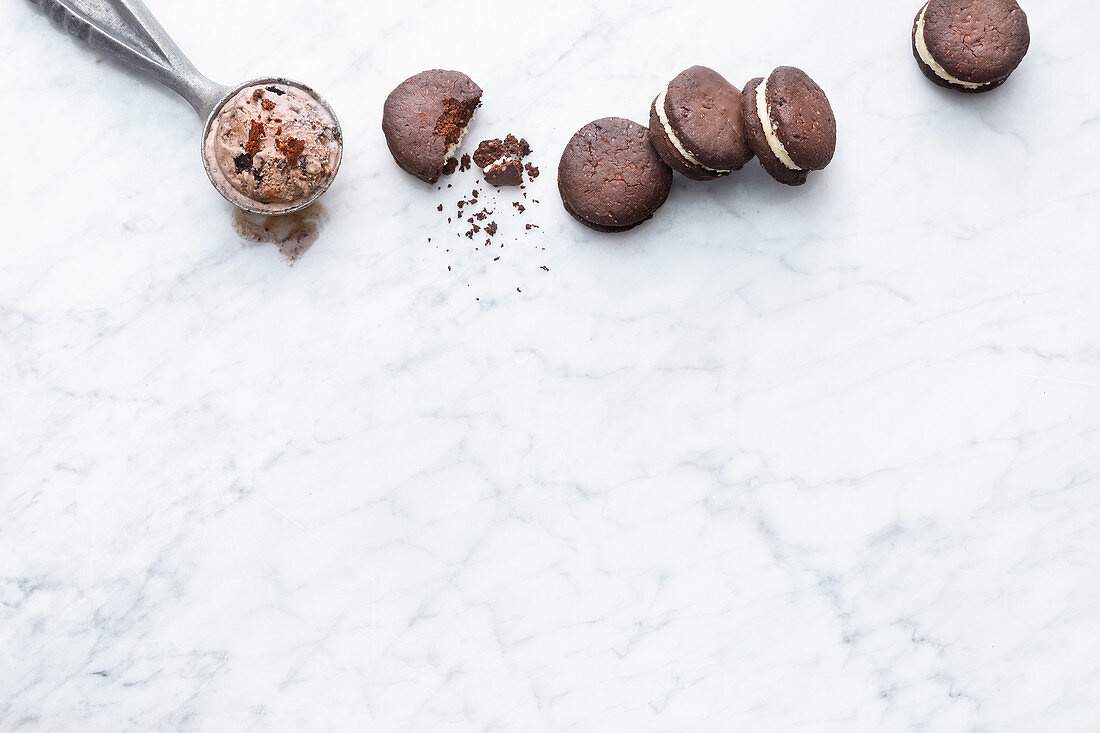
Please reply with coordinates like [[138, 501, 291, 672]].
[[755, 80, 802, 171], [915, 5, 988, 90], [655, 88, 730, 174]]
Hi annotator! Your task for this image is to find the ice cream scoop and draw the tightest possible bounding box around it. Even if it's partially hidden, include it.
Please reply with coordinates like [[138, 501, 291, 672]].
[[29, 0, 343, 216]]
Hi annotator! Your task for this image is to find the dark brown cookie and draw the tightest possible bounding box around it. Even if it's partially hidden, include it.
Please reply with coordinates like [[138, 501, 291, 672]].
[[472, 135, 531, 168], [740, 67, 836, 187], [741, 78, 807, 187], [382, 70, 482, 184], [557, 117, 672, 233], [484, 158, 525, 187], [912, 0, 1030, 93], [648, 66, 754, 181], [471, 135, 532, 187]]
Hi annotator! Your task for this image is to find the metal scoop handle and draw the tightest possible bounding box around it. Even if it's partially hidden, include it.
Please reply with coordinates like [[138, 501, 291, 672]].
[[28, 0, 229, 118]]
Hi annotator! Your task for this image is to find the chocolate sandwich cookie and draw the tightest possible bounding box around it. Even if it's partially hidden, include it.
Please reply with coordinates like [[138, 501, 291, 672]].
[[557, 117, 672, 233], [648, 65, 754, 181], [912, 0, 1030, 93], [382, 70, 482, 183], [741, 67, 836, 186]]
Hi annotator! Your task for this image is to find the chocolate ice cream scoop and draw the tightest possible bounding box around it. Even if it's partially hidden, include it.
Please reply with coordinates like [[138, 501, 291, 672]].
[[30, 0, 342, 216], [204, 83, 341, 214]]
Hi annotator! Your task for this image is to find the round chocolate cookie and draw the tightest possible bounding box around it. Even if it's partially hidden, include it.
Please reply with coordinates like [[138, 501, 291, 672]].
[[648, 65, 754, 181], [382, 70, 482, 184], [740, 67, 836, 187], [557, 117, 672, 233], [912, 0, 1030, 93]]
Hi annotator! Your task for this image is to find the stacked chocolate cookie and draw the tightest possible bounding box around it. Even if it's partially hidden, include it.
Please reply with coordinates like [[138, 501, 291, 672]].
[[557, 65, 837, 232], [911, 0, 1030, 93], [558, 118, 673, 234]]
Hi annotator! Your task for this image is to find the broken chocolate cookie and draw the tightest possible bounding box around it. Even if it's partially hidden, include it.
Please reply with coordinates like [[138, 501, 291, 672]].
[[382, 70, 482, 183], [473, 134, 532, 188]]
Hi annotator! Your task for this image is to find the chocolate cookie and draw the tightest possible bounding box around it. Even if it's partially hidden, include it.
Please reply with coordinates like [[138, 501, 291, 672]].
[[472, 135, 531, 168], [485, 158, 525, 186], [912, 0, 1030, 93], [741, 67, 836, 187], [557, 117, 672, 233], [649, 66, 754, 181], [382, 70, 482, 183], [473, 135, 531, 187]]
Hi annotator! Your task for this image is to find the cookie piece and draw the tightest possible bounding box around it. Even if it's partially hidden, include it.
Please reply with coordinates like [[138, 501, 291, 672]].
[[912, 0, 1030, 93], [472, 135, 531, 168], [485, 158, 525, 186], [382, 70, 482, 183], [473, 135, 531, 187], [557, 117, 672, 232], [649, 66, 754, 181], [740, 67, 836, 187]]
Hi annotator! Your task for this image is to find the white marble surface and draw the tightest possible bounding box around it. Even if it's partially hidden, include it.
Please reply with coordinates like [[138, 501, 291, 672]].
[[3, 0, 1100, 730]]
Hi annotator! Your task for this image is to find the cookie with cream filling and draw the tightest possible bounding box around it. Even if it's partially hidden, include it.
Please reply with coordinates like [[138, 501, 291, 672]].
[[648, 66, 754, 181], [740, 67, 836, 187]]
